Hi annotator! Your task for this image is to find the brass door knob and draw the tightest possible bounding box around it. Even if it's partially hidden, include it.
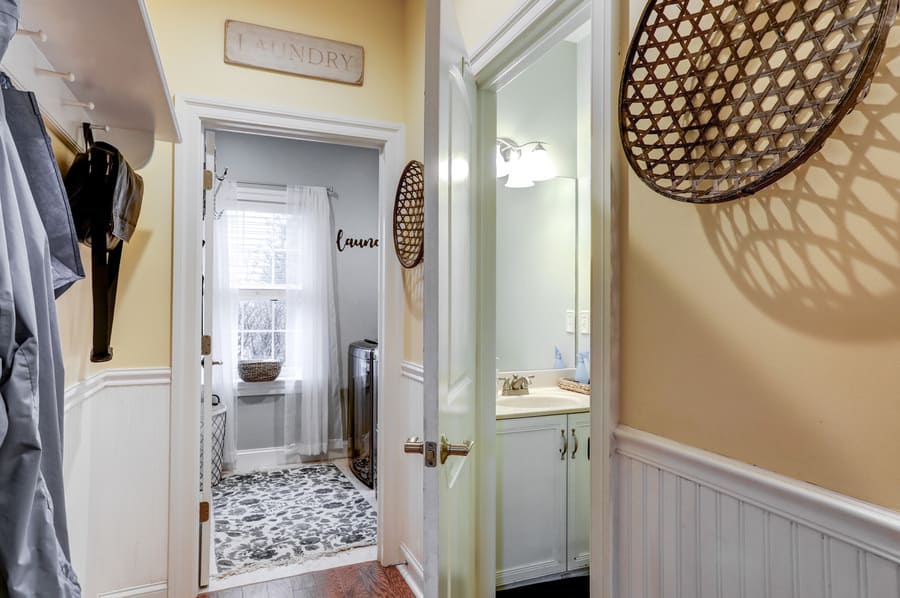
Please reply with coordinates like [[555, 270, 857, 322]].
[[439, 434, 473, 464], [404, 436, 425, 454]]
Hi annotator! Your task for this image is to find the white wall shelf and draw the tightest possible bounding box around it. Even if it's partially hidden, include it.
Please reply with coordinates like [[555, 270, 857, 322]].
[[1, 0, 180, 169]]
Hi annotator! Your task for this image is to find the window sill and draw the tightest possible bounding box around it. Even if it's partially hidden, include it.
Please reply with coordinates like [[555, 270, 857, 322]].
[[236, 378, 298, 397]]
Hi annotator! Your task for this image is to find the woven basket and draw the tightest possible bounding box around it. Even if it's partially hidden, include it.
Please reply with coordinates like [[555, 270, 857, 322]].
[[238, 360, 282, 383], [393, 160, 425, 268], [558, 377, 591, 395], [620, 0, 899, 203]]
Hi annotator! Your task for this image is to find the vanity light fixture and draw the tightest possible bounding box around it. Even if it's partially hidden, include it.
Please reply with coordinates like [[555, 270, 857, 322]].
[[496, 145, 511, 178], [496, 137, 555, 188], [505, 164, 535, 188], [523, 143, 554, 182]]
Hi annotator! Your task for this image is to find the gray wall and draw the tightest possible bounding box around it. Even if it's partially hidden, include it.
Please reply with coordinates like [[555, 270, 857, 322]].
[[216, 131, 379, 450], [496, 41, 580, 371]]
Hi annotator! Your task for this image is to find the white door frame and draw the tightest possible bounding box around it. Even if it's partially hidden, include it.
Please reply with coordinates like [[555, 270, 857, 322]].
[[468, 1, 620, 597], [169, 95, 405, 598]]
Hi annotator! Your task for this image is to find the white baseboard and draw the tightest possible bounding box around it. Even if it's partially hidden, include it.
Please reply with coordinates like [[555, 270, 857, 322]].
[[233, 445, 350, 474], [614, 426, 900, 598], [398, 543, 424, 598], [97, 581, 167, 598]]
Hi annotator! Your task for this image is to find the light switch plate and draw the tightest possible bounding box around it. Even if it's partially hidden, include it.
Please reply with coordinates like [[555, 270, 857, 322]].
[[565, 310, 575, 334], [579, 310, 590, 334]]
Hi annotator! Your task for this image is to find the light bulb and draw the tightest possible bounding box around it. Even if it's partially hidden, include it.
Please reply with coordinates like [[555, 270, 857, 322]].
[[505, 159, 534, 188], [496, 145, 510, 178], [523, 143, 555, 181]]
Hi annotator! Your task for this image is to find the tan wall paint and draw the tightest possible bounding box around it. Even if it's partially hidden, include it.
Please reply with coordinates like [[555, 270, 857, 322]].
[[403, 0, 425, 364], [54, 0, 414, 385], [454, 0, 900, 509], [453, 0, 524, 53], [619, 4, 900, 509]]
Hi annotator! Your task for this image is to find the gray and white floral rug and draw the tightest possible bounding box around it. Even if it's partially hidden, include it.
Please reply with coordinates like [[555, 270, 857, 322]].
[[212, 464, 377, 577]]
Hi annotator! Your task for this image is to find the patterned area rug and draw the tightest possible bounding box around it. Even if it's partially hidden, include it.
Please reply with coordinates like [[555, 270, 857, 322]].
[[212, 464, 377, 577]]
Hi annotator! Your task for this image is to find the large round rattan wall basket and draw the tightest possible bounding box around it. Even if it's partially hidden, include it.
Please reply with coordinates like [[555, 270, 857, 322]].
[[620, 0, 899, 204], [393, 160, 425, 268]]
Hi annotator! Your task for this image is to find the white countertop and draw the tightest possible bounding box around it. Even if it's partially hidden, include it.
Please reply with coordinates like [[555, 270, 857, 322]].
[[495, 385, 590, 420]]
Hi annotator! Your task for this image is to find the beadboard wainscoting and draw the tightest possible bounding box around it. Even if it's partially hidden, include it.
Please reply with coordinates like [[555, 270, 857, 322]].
[[396, 360, 425, 598], [64, 369, 171, 598], [614, 426, 900, 598]]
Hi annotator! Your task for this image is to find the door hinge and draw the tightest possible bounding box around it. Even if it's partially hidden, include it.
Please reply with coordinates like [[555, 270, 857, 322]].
[[203, 169, 214, 191], [199, 501, 210, 523], [201, 335, 212, 356]]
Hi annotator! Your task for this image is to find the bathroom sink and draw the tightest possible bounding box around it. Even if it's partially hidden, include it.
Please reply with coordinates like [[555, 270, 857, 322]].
[[496, 394, 586, 411]]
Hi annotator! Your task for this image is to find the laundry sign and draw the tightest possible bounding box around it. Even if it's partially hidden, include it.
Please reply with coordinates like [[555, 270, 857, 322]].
[[224, 20, 364, 86]]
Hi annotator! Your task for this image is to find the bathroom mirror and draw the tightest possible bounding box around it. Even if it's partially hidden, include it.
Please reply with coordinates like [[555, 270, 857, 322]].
[[495, 34, 591, 374]]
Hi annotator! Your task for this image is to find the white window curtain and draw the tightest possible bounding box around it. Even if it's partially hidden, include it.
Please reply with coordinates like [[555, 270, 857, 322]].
[[285, 185, 343, 457], [211, 180, 239, 468]]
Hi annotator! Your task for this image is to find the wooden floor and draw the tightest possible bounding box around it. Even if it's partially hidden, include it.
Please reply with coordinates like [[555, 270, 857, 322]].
[[199, 561, 415, 598]]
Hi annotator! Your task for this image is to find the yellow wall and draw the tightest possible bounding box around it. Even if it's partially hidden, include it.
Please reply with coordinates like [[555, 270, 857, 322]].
[[452, 0, 900, 509], [403, 0, 425, 363], [619, 6, 900, 509], [56, 0, 417, 384], [453, 0, 523, 53]]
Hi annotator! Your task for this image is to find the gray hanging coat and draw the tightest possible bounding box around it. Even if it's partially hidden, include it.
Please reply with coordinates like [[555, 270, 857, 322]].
[[0, 1, 81, 595], [1, 72, 84, 297]]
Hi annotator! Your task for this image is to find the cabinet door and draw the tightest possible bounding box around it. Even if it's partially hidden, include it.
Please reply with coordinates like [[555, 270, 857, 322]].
[[567, 412, 591, 570], [496, 415, 568, 586]]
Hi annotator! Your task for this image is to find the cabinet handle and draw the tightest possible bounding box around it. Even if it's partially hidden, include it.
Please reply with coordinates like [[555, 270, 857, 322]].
[[560, 429, 568, 460], [571, 428, 579, 459], [587, 436, 590, 460]]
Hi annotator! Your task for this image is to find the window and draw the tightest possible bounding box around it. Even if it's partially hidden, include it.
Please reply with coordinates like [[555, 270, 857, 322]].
[[224, 204, 289, 363]]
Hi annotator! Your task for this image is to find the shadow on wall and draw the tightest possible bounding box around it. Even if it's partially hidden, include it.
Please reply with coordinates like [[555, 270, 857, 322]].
[[624, 246, 892, 505], [698, 25, 900, 340], [403, 262, 424, 319]]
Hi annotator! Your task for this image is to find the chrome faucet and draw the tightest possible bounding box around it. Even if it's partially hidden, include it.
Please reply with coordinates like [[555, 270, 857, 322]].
[[497, 374, 535, 396]]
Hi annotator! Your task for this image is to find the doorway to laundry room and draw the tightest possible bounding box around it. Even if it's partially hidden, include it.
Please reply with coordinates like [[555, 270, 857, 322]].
[[199, 129, 382, 591]]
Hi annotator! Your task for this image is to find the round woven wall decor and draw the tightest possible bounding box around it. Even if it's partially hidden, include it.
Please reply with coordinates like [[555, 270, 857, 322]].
[[393, 160, 425, 268], [620, 0, 899, 203]]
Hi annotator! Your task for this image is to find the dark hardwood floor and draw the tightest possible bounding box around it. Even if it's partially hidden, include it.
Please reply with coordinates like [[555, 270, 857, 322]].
[[198, 561, 415, 598]]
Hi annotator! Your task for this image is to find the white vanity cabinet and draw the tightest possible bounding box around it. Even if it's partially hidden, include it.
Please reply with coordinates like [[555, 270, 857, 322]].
[[566, 412, 591, 569], [496, 412, 590, 587]]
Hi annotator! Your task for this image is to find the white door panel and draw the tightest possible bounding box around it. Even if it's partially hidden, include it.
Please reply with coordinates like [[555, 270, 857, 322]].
[[423, 1, 480, 596]]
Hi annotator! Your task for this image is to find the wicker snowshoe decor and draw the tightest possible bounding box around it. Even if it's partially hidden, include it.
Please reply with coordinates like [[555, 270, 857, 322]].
[[393, 160, 425, 268], [620, 0, 899, 203]]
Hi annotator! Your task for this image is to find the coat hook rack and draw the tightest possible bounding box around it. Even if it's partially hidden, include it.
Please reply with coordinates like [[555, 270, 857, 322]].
[[35, 67, 75, 82], [16, 28, 47, 42], [63, 100, 95, 111]]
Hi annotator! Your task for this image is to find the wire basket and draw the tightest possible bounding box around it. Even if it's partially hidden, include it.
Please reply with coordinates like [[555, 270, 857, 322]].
[[620, 0, 899, 203], [238, 360, 282, 383]]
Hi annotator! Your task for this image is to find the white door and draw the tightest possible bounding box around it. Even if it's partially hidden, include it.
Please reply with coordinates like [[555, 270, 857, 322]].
[[420, 0, 480, 596], [199, 129, 217, 587]]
